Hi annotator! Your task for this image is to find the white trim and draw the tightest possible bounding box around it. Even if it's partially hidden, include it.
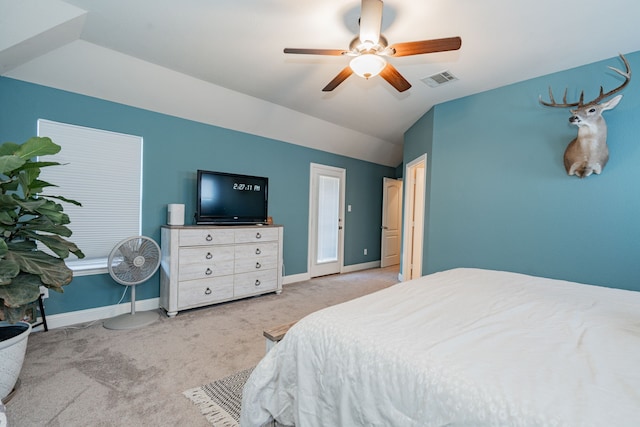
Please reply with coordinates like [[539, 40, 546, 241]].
[[41, 298, 160, 330], [282, 272, 310, 285], [42, 264, 382, 329], [66, 258, 108, 276], [283, 262, 381, 285], [341, 261, 381, 273]]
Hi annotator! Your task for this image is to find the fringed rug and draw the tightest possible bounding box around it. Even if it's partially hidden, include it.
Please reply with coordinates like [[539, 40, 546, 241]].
[[184, 367, 254, 427]]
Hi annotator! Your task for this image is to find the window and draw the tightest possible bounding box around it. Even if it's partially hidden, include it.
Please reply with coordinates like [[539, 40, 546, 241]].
[[37, 119, 142, 276], [316, 175, 340, 263]]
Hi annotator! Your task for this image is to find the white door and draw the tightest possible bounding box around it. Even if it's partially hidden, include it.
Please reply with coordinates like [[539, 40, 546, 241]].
[[309, 163, 345, 278], [402, 155, 426, 281], [381, 178, 402, 267]]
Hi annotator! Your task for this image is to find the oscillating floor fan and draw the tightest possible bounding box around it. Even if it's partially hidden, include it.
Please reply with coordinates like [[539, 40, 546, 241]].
[[103, 236, 161, 330]]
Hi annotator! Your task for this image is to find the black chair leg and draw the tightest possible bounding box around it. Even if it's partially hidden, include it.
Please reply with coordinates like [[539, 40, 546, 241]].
[[32, 293, 48, 332]]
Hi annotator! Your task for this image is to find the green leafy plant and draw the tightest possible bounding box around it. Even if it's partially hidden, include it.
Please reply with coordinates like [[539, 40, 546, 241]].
[[0, 137, 84, 323]]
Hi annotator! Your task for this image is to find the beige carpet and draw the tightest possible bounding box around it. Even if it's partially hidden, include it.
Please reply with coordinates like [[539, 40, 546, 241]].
[[5, 266, 399, 426]]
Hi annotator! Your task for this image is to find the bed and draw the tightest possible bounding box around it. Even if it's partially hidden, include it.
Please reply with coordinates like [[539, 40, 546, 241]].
[[240, 268, 640, 426]]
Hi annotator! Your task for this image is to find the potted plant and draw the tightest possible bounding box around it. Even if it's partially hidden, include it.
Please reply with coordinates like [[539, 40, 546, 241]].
[[0, 136, 84, 401]]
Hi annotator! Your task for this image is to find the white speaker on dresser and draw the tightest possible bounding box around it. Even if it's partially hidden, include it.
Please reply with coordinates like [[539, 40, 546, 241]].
[[167, 204, 185, 226]]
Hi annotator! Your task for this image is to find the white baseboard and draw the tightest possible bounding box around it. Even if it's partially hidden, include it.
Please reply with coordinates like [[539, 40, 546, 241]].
[[40, 263, 383, 330], [342, 260, 381, 273], [283, 261, 381, 286], [40, 273, 310, 329], [40, 298, 161, 330], [283, 272, 310, 285]]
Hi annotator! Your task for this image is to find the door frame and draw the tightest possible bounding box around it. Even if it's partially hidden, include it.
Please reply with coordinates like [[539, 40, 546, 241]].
[[401, 154, 427, 281], [308, 163, 346, 278]]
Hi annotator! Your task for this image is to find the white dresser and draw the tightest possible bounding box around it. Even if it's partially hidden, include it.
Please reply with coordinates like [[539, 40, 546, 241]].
[[160, 224, 283, 317]]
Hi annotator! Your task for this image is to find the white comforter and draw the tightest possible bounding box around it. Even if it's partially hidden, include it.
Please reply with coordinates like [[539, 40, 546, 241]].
[[240, 268, 640, 426]]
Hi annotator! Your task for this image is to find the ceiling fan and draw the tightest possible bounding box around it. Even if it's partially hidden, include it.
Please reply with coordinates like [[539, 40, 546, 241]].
[[283, 0, 462, 92]]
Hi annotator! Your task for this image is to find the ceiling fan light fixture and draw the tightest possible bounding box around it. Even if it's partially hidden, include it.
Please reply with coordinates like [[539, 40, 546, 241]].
[[350, 54, 387, 79], [282, 0, 462, 92]]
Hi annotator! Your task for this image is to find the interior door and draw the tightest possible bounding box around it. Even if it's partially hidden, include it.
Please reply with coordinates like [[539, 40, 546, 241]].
[[381, 178, 402, 267], [309, 163, 345, 278], [402, 155, 426, 281]]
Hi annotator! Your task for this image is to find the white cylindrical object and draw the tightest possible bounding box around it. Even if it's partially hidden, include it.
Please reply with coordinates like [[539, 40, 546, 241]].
[[167, 204, 185, 226]]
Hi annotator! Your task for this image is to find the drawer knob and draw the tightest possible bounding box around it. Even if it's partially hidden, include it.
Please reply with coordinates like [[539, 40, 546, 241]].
[[255, 262, 261, 269], [255, 280, 261, 287], [206, 252, 213, 260], [205, 234, 213, 241], [256, 232, 261, 239], [255, 248, 261, 255], [205, 268, 212, 275], [204, 287, 212, 295]]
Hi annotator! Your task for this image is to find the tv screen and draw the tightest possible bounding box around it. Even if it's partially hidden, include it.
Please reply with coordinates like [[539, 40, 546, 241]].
[[196, 170, 268, 225]]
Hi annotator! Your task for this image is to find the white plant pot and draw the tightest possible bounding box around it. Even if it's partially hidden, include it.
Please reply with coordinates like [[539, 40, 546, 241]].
[[0, 321, 31, 402]]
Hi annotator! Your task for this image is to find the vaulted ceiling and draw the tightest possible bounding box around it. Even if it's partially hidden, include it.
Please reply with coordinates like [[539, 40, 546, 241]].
[[2, 0, 640, 166]]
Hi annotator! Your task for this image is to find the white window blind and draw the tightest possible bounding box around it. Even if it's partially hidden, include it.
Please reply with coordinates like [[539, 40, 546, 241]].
[[316, 175, 339, 263], [37, 119, 142, 276]]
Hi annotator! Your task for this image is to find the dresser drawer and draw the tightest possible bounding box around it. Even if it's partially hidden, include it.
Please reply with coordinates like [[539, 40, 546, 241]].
[[234, 270, 277, 297], [234, 241, 278, 259], [178, 246, 234, 280], [234, 253, 277, 274], [179, 263, 234, 281], [179, 246, 234, 266], [180, 228, 235, 246], [178, 276, 234, 308], [235, 227, 279, 244]]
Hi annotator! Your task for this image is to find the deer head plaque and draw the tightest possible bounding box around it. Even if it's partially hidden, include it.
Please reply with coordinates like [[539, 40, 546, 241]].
[[539, 54, 631, 178]]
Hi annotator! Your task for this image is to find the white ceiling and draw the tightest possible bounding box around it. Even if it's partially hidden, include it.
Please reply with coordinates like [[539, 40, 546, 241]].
[[2, 0, 640, 167]]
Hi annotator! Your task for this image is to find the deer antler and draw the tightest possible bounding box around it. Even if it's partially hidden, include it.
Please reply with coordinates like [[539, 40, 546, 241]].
[[539, 53, 631, 108], [591, 54, 631, 104], [539, 87, 584, 108]]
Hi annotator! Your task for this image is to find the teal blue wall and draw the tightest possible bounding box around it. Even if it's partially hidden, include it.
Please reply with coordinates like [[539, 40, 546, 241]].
[[394, 163, 403, 178], [404, 51, 640, 291], [0, 77, 396, 315]]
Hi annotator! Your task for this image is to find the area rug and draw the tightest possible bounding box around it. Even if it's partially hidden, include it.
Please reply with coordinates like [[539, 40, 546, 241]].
[[184, 367, 255, 427]]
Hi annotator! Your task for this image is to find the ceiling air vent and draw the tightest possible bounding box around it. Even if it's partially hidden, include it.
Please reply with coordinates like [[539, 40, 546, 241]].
[[421, 70, 458, 88]]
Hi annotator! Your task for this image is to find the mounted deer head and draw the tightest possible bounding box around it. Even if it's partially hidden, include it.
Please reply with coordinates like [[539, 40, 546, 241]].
[[539, 54, 631, 178]]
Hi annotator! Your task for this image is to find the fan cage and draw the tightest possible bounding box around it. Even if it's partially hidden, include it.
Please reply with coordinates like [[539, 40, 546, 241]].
[[108, 236, 161, 286]]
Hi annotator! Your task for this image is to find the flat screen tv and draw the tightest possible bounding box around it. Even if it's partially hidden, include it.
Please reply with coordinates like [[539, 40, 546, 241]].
[[195, 169, 268, 225]]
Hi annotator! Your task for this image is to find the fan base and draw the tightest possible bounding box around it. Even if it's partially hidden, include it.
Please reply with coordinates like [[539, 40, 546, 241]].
[[103, 310, 159, 330]]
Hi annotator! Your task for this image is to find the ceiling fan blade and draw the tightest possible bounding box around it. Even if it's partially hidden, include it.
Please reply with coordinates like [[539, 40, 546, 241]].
[[322, 66, 354, 92], [390, 36, 462, 57], [379, 63, 411, 92], [359, 0, 383, 44], [284, 48, 347, 56]]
